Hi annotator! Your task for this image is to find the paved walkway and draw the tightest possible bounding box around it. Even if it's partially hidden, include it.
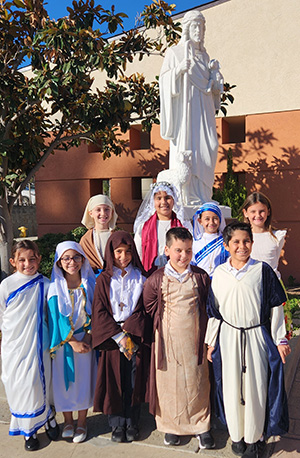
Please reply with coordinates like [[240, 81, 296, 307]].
[[0, 334, 299, 458]]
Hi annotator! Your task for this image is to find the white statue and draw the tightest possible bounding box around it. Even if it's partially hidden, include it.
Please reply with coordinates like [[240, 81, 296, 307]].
[[158, 10, 223, 208]]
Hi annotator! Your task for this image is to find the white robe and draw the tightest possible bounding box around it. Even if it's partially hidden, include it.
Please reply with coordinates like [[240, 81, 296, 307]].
[[251, 230, 286, 279], [205, 261, 287, 443], [51, 287, 97, 412], [0, 272, 52, 436]]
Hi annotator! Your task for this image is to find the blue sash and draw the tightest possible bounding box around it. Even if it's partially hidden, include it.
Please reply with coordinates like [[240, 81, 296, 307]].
[[195, 236, 224, 264]]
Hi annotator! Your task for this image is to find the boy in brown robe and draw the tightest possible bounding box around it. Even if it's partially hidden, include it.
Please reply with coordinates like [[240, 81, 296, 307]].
[[143, 227, 214, 449]]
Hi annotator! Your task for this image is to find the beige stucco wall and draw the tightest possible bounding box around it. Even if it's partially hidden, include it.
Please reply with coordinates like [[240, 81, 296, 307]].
[[93, 0, 300, 117], [22, 0, 300, 117]]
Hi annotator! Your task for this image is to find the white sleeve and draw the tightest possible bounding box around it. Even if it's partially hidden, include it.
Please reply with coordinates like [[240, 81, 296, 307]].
[[205, 317, 220, 347], [0, 282, 7, 330], [271, 305, 288, 345]]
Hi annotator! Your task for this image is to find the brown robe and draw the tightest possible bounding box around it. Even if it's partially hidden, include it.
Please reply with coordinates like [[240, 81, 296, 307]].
[[80, 229, 103, 271], [143, 265, 210, 417], [91, 231, 150, 415]]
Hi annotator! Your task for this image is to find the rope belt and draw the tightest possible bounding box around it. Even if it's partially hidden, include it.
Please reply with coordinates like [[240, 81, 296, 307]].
[[222, 318, 268, 405]]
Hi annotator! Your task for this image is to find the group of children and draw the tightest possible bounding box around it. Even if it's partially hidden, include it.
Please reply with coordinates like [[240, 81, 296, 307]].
[[0, 184, 291, 458]]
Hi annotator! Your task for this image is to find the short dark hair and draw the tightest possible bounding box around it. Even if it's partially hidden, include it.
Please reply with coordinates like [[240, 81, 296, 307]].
[[223, 222, 253, 245], [11, 239, 40, 259], [166, 227, 192, 247]]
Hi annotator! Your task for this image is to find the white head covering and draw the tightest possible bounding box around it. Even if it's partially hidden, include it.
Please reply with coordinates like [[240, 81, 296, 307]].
[[192, 202, 226, 240], [81, 194, 118, 230], [48, 241, 96, 317], [133, 181, 185, 234]]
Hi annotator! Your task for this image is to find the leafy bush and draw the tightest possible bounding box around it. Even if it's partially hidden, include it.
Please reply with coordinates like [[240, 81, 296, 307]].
[[37, 227, 87, 278], [212, 148, 247, 219]]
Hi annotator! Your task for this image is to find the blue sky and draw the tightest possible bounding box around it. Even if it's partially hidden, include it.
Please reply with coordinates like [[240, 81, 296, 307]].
[[45, 1, 214, 31]]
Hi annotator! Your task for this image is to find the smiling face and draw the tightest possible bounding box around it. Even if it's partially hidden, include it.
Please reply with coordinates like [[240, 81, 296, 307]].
[[199, 211, 220, 234], [154, 191, 174, 220], [113, 243, 132, 274], [165, 238, 193, 273], [10, 248, 41, 276], [58, 249, 84, 277], [89, 204, 113, 230], [224, 229, 253, 270], [243, 202, 269, 233]]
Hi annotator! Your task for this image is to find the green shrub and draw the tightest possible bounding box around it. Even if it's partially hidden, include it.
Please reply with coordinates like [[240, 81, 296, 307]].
[[37, 227, 87, 278], [212, 148, 247, 219]]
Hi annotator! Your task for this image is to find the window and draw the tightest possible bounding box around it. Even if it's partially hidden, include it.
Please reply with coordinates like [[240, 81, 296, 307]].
[[89, 179, 110, 196], [132, 177, 153, 200], [221, 116, 245, 144]]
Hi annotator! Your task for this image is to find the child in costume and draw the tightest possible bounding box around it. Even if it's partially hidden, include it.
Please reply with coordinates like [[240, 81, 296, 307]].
[[92, 231, 149, 443], [192, 201, 228, 277], [143, 227, 214, 449], [0, 240, 59, 452], [134, 181, 189, 273], [205, 222, 290, 458], [80, 194, 118, 275], [47, 241, 97, 443], [241, 191, 286, 279]]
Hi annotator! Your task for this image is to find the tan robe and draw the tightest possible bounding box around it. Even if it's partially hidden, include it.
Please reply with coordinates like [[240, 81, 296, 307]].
[[155, 273, 210, 435]]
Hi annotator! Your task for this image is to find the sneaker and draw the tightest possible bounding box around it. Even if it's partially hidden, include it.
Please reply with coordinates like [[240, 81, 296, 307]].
[[242, 441, 266, 458], [232, 439, 247, 456], [164, 433, 180, 446], [126, 426, 139, 442], [24, 435, 40, 451], [111, 426, 126, 443], [197, 430, 215, 449]]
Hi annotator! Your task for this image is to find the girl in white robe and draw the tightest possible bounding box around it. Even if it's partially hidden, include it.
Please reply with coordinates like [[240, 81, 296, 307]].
[[0, 240, 58, 451], [47, 241, 97, 444]]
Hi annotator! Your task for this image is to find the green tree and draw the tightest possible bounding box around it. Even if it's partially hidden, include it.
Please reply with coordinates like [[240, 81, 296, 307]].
[[0, 0, 182, 277], [0, 0, 234, 278]]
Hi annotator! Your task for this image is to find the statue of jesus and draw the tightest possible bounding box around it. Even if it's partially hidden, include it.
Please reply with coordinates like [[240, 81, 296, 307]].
[[159, 10, 223, 206]]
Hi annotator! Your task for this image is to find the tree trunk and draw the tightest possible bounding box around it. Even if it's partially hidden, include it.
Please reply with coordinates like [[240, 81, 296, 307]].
[[0, 197, 14, 280]]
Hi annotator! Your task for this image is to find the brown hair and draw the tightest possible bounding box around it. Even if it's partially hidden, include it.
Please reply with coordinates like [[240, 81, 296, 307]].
[[166, 227, 192, 247], [240, 191, 274, 236], [11, 239, 40, 260]]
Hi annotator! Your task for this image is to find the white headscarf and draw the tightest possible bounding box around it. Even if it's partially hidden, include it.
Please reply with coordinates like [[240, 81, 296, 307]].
[[48, 241, 96, 317], [192, 202, 226, 240], [133, 181, 185, 233], [81, 194, 118, 230]]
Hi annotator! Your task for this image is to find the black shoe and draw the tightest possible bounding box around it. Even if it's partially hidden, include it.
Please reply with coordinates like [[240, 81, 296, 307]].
[[242, 441, 266, 458], [111, 426, 126, 443], [126, 426, 139, 442], [164, 433, 180, 446], [24, 435, 40, 451], [197, 430, 215, 449], [45, 417, 60, 441], [232, 439, 247, 456]]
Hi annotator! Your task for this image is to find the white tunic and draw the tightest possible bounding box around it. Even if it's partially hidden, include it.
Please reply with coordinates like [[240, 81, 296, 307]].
[[205, 261, 286, 444], [0, 272, 52, 436], [51, 287, 97, 412], [251, 230, 286, 278]]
